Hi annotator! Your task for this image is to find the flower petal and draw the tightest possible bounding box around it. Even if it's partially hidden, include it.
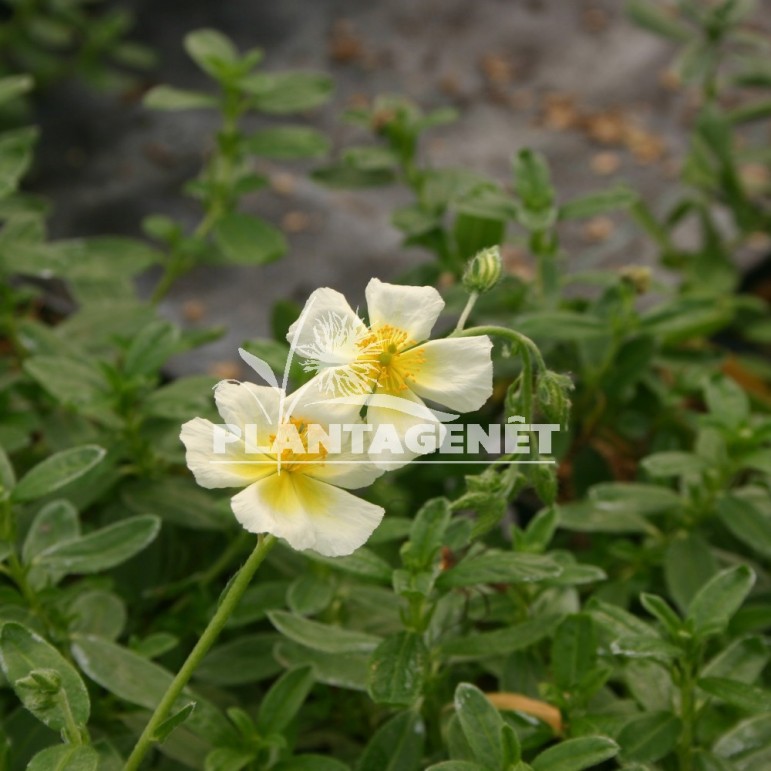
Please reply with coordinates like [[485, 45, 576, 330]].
[[404, 336, 493, 412], [230, 472, 384, 557], [214, 381, 283, 439], [180, 417, 274, 488], [283, 376, 365, 427], [365, 278, 445, 343], [365, 387, 445, 469], [307, 448, 385, 489], [287, 287, 366, 358]]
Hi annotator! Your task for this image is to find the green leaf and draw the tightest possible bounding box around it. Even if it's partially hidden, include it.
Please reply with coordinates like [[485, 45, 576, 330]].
[[437, 551, 562, 588], [0, 75, 34, 107], [35, 515, 161, 575], [454, 683, 505, 769], [610, 636, 681, 662], [246, 126, 330, 158], [274, 641, 369, 692], [0, 444, 14, 491], [283, 573, 332, 617], [72, 635, 234, 744], [557, 501, 650, 534], [558, 187, 637, 220], [698, 677, 771, 713], [664, 534, 718, 614], [256, 665, 314, 734], [123, 320, 180, 378], [513, 149, 554, 212], [142, 375, 219, 421], [154, 701, 196, 742], [0, 623, 90, 732], [23, 356, 106, 408], [205, 747, 255, 771], [306, 547, 393, 583], [226, 581, 289, 628], [717, 494, 771, 560], [195, 634, 281, 686], [440, 614, 561, 660], [586, 599, 659, 640], [0, 127, 38, 198], [519, 506, 558, 552], [184, 29, 239, 77], [22, 500, 80, 563], [27, 745, 99, 771], [552, 614, 596, 690], [617, 711, 681, 763], [275, 757, 351, 771], [625, 1, 691, 41], [122, 477, 231, 531], [242, 72, 334, 114], [704, 375, 749, 428], [532, 736, 619, 771], [515, 312, 607, 342], [268, 611, 381, 654], [453, 213, 505, 264], [687, 565, 755, 638], [401, 497, 451, 571], [641, 451, 706, 478], [12, 445, 106, 503], [68, 590, 127, 640], [714, 714, 771, 766], [356, 710, 425, 771], [213, 212, 287, 265], [588, 482, 681, 514], [702, 636, 770, 684], [143, 85, 218, 111], [367, 632, 427, 707], [425, 764, 484, 771], [639, 594, 682, 637]]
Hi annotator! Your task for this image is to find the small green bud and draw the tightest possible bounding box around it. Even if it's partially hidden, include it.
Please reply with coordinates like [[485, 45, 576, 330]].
[[619, 265, 651, 294], [462, 246, 503, 294], [16, 668, 61, 694], [530, 464, 558, 505], [536, 370, 574, 425]]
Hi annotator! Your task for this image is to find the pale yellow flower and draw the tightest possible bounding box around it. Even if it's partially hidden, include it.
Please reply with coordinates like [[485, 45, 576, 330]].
[[180, 381, 384, 557], [288, 278, 493, 459]]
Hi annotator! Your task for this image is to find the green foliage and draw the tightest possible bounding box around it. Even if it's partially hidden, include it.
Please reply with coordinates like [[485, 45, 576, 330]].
[[0, 0, 154, 92], [0, 9, 770, 770]]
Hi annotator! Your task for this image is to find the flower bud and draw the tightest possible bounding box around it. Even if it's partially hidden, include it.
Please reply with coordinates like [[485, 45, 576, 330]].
[[619, 265, 651, 295], [17, 668, 61, 694], [536, 370, 573, 425], [530, 464, 558, 505], [462, 246, 503, 294]]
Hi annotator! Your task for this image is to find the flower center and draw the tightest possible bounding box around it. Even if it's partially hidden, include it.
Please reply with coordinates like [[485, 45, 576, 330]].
[[357, 325, 424, 393], [269, 418, 328, 473]]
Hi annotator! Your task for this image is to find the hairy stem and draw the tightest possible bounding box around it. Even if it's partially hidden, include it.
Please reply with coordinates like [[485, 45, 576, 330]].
[[124, 534, 276, 770]]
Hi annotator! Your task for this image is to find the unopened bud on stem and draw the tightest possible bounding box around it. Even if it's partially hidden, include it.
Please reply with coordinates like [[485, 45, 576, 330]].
[[462, 246, 502, 294]]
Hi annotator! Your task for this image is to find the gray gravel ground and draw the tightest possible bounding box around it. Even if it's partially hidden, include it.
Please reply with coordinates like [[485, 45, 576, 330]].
[[31, 0, 743, 374]]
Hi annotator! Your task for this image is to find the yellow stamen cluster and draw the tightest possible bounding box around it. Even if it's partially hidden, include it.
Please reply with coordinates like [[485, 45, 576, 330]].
[[269, 418, 328, 472], [356, 324, 426, 393]]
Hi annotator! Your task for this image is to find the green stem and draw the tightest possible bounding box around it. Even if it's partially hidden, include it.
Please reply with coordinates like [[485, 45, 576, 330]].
[[451, 325, 547, 373], [678, 660, 696, 771], [59, 689, 87, 746], [150, 90, 241, 305], [454, 292, 479, 332], [124, 534, 276, 770]]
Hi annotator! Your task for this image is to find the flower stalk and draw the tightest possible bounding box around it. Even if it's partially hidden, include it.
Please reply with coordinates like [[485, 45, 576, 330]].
[[124, 533, 276, 770]]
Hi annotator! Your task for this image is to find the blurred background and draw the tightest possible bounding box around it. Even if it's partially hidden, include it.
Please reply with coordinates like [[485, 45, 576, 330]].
[[15, 0, 771, 373]]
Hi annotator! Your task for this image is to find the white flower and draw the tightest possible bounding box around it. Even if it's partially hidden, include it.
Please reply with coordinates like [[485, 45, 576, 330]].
[[180, 380, 385, 557], [288, 279, 494, 461]]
